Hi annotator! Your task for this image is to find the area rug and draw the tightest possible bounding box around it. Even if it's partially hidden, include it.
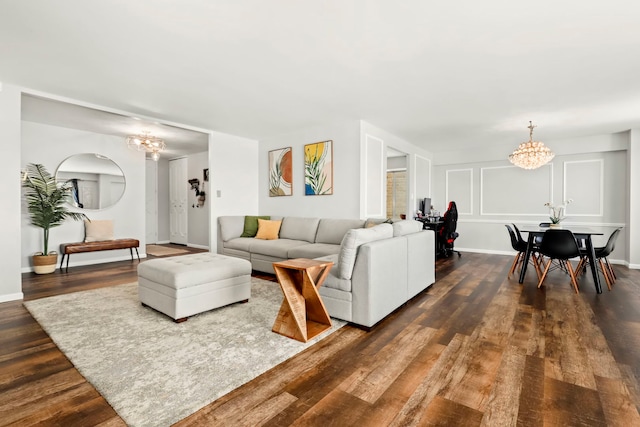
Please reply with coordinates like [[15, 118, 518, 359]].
[[145, 244, 189, 257], [24, 278, 346, 427]]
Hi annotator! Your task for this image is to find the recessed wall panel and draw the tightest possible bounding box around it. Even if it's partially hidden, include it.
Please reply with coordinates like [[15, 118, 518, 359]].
[[481, 165, 552, 215], [445, 169, 472, 214], [415, 155, 431, 205], [564, 160, 603, 216], [364, 134, 384, 217]]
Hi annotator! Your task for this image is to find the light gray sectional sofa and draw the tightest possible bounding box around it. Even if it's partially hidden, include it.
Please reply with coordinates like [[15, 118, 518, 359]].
[[217, 216, 436, 328]]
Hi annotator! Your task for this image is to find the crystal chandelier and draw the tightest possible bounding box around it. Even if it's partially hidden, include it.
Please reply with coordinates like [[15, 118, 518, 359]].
[[508, 121, 554, 170], [126, 131, 166, 161]]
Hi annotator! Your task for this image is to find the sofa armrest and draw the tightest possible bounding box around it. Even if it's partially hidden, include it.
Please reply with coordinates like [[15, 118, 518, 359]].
[[217, 216, 246, 253], [350, 237, 408, 328]]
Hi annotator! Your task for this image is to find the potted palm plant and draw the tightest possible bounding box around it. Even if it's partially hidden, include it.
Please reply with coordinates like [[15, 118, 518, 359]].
[[22, 163, 88, 274]]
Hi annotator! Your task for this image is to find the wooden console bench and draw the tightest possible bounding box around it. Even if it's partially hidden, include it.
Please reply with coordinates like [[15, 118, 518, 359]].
[[59, 239, 140, 272]]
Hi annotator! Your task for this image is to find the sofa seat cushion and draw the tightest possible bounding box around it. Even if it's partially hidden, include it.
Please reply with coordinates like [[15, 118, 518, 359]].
[[223, 237, 255, 252], [314, 254, 351, 292], [319, 284, 353, 302], [249, 238, 309, 258], [315, 218, 365, 244], [288, 243, 341, 259]]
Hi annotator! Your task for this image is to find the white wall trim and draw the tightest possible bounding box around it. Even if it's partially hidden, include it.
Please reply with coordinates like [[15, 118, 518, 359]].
[[445, 168, 473, 215], [457, 218, 625, 227], [363, 134, 385, 218], [0, 292, 24, 303], [187, 243, 210, 250], [21, 253, 147, 273], [563, 159, 604, 217], [414, 154, 431, 197]]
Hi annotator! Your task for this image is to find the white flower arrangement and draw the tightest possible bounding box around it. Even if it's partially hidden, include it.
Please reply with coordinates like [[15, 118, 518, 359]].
[[544, 199, 573, 224]]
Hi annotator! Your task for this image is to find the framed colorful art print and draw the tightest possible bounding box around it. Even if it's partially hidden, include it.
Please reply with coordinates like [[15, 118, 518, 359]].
[[268, 147, 292, 196], [304, 140, 333, 195]]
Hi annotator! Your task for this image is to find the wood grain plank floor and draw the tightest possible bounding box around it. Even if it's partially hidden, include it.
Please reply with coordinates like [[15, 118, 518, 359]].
[[1, 248, 639, 426]]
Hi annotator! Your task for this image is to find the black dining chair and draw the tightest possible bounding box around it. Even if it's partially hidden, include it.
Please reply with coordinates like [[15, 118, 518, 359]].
[[537, 229, 582, 293], [505, 225, 541, 280], [576, 228, 621, 291]]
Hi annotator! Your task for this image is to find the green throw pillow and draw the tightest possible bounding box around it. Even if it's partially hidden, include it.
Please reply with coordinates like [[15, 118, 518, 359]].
[[241, 215, 271, 237]]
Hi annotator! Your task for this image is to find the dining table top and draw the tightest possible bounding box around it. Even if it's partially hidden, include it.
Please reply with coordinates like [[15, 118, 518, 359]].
[[518, 225, 603, 236]]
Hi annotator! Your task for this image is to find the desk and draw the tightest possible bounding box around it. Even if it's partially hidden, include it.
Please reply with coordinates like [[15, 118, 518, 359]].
[[518, 226, 604, 294]]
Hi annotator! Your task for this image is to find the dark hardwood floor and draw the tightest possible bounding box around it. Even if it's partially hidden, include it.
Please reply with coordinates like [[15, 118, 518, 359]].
[[1, 247, 639, 426]]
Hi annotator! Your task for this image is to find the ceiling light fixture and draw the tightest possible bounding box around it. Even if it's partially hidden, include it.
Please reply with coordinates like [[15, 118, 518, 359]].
[[126, 131, 166, 161], [508, 121, 554, 170]]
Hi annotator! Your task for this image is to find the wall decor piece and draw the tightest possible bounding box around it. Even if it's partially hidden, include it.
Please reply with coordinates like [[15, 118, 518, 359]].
[[304, 140, 333, 195], [203, 168, 209, 182], [269, 147, 293, 196]]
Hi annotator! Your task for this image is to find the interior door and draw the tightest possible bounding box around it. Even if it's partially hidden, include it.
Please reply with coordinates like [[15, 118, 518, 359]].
[[145, 159, 158, 244], [169, 158, 188, 245]]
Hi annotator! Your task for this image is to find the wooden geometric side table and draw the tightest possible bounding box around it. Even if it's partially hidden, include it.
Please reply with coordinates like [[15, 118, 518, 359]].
[[271, 258, 334, 343]]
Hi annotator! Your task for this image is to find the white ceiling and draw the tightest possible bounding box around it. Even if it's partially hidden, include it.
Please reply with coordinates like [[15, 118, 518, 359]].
[[2, 1, 640, 155]]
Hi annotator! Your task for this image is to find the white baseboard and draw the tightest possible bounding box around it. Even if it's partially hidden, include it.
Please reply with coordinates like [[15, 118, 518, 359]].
[[156, 240, 171, 244], [187, 243, 210, 250], [0, 292, 24, 303], [22, 253, 148, 273]]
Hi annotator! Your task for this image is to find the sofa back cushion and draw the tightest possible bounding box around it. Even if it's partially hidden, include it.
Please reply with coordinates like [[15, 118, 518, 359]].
[[315, 218, 366, 244], [218, 216, 246, 242], [279, 217, 321, 243], [392, 219, 423, 237], [338, 223, 393, 280]]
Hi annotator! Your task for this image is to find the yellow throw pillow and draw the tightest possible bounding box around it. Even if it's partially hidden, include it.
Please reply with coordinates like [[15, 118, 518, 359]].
[[255, 219, 282, 240]]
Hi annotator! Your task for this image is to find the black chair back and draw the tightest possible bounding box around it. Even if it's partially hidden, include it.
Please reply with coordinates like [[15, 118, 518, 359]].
[[538, 230, 580, 260], [506, 224, 527, 252], [600, 228, 621, 257], [440, 201, 459, 245]]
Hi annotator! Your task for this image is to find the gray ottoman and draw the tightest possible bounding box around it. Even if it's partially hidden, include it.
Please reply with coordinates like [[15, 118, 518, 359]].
[[137, 253, 252, 322]]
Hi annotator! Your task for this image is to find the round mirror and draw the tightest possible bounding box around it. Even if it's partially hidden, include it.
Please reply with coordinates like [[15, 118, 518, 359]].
[[56, 153, 126, 210]]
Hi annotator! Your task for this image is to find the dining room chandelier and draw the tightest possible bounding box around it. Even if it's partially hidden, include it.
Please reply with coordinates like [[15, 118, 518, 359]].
[[508, 121, 554, 170], [126, 131, 166, 161]]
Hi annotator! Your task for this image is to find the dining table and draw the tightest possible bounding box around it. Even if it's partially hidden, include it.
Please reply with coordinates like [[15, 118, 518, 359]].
[[517, 226, 604, 294]]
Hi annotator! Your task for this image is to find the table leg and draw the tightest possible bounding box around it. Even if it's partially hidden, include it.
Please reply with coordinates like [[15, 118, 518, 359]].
[[584, 236, 603, 294], [518, 233, 535, 284]]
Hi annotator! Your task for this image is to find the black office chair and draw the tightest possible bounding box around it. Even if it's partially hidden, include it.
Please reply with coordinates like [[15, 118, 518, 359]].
[[537, 229, 582, 293], [438, 201, 461, 258], [576, 228, 621, 291], [505, 225, 541, 280]]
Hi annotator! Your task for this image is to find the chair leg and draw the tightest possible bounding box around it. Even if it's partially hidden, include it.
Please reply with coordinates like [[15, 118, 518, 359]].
[[508, 252, 521, 279], [604, 257, 616, 282], [538, 258, 553, 288], [531, 253, 542, 281], [565, 260, 580, 294], [598, 259, 613, 291]]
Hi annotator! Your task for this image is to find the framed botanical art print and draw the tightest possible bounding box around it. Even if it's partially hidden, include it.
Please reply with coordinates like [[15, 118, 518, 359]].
[[304, 140, 333, 195], [268, 147, 292, 196]]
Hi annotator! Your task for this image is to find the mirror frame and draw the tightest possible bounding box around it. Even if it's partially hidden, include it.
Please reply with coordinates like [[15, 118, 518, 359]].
[[55, 153, 126, 210]]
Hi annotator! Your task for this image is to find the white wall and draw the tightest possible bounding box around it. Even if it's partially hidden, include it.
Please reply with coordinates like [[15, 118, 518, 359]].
[[0, 83, 23, 302], [209, 130, 259, 251], [259, 120, 361, 219], [21, 121, 146, 271], [360, 121, 433, 219], [432, 134, 629, 263], [187, 151, 209, 248]]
